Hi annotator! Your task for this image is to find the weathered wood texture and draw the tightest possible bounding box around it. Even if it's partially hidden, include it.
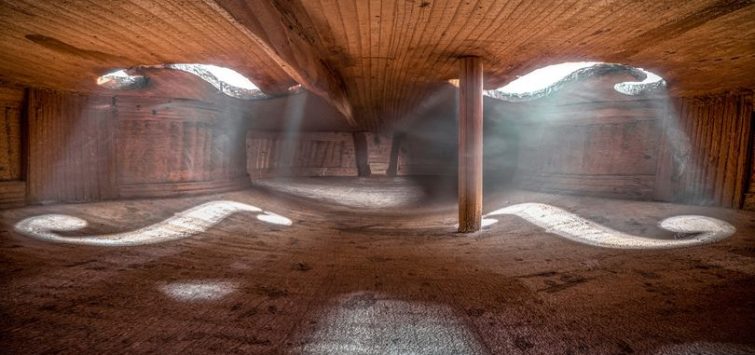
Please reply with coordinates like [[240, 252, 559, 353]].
[[24, 89, 249, 204], [458, 57, 483, 233], [657, 92, 753, 208], [246, 131, 357, 178]]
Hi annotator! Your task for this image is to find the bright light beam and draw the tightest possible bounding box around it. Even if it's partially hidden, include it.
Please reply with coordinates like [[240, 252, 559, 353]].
[[485, 203, 735, 249], [14, 200, 293, 246]]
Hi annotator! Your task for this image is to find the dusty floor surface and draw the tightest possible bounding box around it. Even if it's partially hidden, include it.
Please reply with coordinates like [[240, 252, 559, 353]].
[[1, 177, 754, 354]]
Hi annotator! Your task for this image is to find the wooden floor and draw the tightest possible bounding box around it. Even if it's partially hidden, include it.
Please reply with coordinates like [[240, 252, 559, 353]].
[[1, 177, 754, 354]]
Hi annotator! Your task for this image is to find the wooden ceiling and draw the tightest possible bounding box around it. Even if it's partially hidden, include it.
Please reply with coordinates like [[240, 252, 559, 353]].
[[1, 0, 753, 129]]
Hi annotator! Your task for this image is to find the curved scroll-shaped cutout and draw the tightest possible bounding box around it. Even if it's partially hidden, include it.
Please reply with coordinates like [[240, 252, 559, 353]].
[[97, 64, 301, 100], [482, 62, 666, 102], [485, 203, 734, 249], [14, 200, 293, 246]]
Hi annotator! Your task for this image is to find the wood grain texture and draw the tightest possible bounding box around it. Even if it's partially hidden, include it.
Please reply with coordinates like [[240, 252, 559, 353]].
[[115, 96, 250, 198], [458, 57, 483, 233], [0, 0, 294, 94], [27, 89, 117, 203], [24, 88, 250, 204], [211, 0, 354, 124], [658, 91, 753, 208], [0, 85, 24, 182], [1, 1, 753, 128]]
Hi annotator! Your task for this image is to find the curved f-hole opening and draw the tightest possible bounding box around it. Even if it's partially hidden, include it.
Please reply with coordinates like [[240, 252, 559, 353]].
[[450, 62, 666, 102], [96, 64, 301, 100]]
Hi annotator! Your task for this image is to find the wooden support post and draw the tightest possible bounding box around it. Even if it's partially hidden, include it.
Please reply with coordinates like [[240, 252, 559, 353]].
[[353, 132, 371, 177], [458, 56, 483, 233]]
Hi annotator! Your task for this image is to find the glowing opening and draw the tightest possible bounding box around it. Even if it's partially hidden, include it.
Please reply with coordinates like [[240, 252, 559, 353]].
[[96, 69, 147, 90], [449, 62, 666, 101], [96, 64, 292, 100], [499, 61, 601, 94]]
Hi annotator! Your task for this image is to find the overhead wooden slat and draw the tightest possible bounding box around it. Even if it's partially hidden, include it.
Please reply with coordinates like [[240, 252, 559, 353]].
[[0, 0, 753, 128]]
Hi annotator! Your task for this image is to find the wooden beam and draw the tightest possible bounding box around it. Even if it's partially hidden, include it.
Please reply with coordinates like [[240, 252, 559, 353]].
[[206, 0, 354, 125], [458, 56, 483, 233]]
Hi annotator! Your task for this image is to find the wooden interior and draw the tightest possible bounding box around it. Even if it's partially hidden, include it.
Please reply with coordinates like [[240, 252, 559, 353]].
[[1, 1, 754, 353]]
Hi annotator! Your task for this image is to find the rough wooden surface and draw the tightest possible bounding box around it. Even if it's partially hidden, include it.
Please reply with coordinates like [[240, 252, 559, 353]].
[[1, 181, 754, 353], [1, 1, 753, 128]]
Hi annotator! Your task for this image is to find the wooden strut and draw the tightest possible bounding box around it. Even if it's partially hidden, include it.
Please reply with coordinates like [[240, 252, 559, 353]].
[[458, 56, 484, 233]]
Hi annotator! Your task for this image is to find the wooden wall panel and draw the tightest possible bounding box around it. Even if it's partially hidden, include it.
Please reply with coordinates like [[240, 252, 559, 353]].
[[658, 92, 752, 208], [115, 97, 249, 198], [658, 92, 753, 208], [247, 131, 357, 178], [0, 85, 26, 208], [22, 89, 251, 204], [0, 86, 24, 182], [514, 99, 665, 200], [27, 89, 116, 203]]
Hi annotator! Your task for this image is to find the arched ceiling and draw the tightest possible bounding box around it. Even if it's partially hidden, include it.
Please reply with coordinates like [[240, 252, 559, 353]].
[[0, 0, 753, 129]]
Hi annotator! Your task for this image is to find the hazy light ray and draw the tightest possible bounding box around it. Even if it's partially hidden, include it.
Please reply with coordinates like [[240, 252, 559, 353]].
[[485, 203, 734, 249], [159, 280, 238, 301], [14, 201, 292, 246]]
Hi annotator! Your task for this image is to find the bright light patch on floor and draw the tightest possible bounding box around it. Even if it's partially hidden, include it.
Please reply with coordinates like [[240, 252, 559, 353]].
[[294, 292, 486, 354], [159, 280, 237, 301], [485, 203, 735, 249], [14, 200, 292, 246], [256, 211, 293, 226]]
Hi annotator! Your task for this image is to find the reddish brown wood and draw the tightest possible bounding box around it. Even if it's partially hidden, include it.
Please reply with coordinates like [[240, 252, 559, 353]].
[[458, 56, 483, 233]]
